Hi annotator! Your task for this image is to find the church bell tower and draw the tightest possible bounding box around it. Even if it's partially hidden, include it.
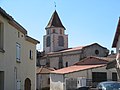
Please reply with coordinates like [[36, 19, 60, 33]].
[[43, 10, 68, 53]]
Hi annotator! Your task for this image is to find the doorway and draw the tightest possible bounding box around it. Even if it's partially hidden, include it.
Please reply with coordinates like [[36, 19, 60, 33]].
[[0, 71, 4, 90], [24, 78, 31, 90]]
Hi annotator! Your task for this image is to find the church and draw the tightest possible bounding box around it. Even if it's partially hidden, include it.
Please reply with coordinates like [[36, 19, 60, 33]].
[[37, 10, 109, 69]]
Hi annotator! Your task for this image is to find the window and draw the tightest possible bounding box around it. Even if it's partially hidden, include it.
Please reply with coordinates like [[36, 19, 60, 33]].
[[46, 36, 50, 47], [58, 36, 64, 46], [16, 43, 21, 62], [48, 78, 50, 84], [53, 29, 55, 33], [59, 57, 63, 69], [66, 62, 68, 67], [92, 72, 107, 82], [95, 50, 99, 55], [60, 29, 63, 34], [29, 50, 33, 60], [112, 72, 117, 81], [0, 22, 4, 50], [18, 32, 20, 38]]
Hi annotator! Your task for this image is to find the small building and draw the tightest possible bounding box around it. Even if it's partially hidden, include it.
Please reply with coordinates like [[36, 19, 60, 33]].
[[0, 7, 39, 90], [37, 67, 55, 90], [50, 56, 117, 90]]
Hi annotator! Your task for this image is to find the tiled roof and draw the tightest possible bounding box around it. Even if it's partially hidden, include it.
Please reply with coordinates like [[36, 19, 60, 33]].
[[74, 56, 114, 65], [107, 54, 116, 58], [51, 64, 106, 74], [45, 10, 65, 29], [112, 17, 120, 47], [37, 67, 55, 74], [60, 46, 84, 52], [45, 43, 108, 55], [60, 43, 108, 53]]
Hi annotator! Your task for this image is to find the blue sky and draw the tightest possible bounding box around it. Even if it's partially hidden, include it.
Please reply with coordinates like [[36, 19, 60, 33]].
[[0, 0, 120, 52]]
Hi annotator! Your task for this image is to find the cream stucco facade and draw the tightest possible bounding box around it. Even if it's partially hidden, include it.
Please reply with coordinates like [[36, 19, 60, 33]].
[[0, 7, 39, 90]]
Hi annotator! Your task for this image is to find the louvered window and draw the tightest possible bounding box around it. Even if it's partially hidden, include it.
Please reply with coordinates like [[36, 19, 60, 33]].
[[46, 36, 50, 47], [58, 36, 64, 46]]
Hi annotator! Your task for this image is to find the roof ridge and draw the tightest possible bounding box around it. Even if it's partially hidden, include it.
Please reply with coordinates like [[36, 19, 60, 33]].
[[45, 10, 65, 29]]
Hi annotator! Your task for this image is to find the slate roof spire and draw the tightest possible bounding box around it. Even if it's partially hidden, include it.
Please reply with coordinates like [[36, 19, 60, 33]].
[[45, 10, 66, 29]]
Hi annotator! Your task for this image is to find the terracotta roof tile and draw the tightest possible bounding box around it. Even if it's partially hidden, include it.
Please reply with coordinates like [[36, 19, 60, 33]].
[[74, 56, 115, 65], [45, 43, 108, 55], [60, 46, 84, 52], [37, 67, 55, 74], [51, 64, 106, 74]]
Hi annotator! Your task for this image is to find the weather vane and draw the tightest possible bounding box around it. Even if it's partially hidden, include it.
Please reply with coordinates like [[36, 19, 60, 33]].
[[54, 1, 56, 9]]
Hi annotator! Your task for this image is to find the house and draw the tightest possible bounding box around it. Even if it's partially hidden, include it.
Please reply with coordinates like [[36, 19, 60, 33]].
[[36, 67, 55, 90], [107, 17, 120, 79], [0, 7, 39, 90], [50, 56, 117, 90]]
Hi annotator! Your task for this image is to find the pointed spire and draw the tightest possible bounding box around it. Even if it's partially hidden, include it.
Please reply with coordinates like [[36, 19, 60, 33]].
[[45, 10, 66, 29]]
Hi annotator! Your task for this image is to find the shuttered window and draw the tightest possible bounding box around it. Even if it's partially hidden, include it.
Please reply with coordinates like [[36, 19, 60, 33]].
[[16, 43, 21, 62]]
